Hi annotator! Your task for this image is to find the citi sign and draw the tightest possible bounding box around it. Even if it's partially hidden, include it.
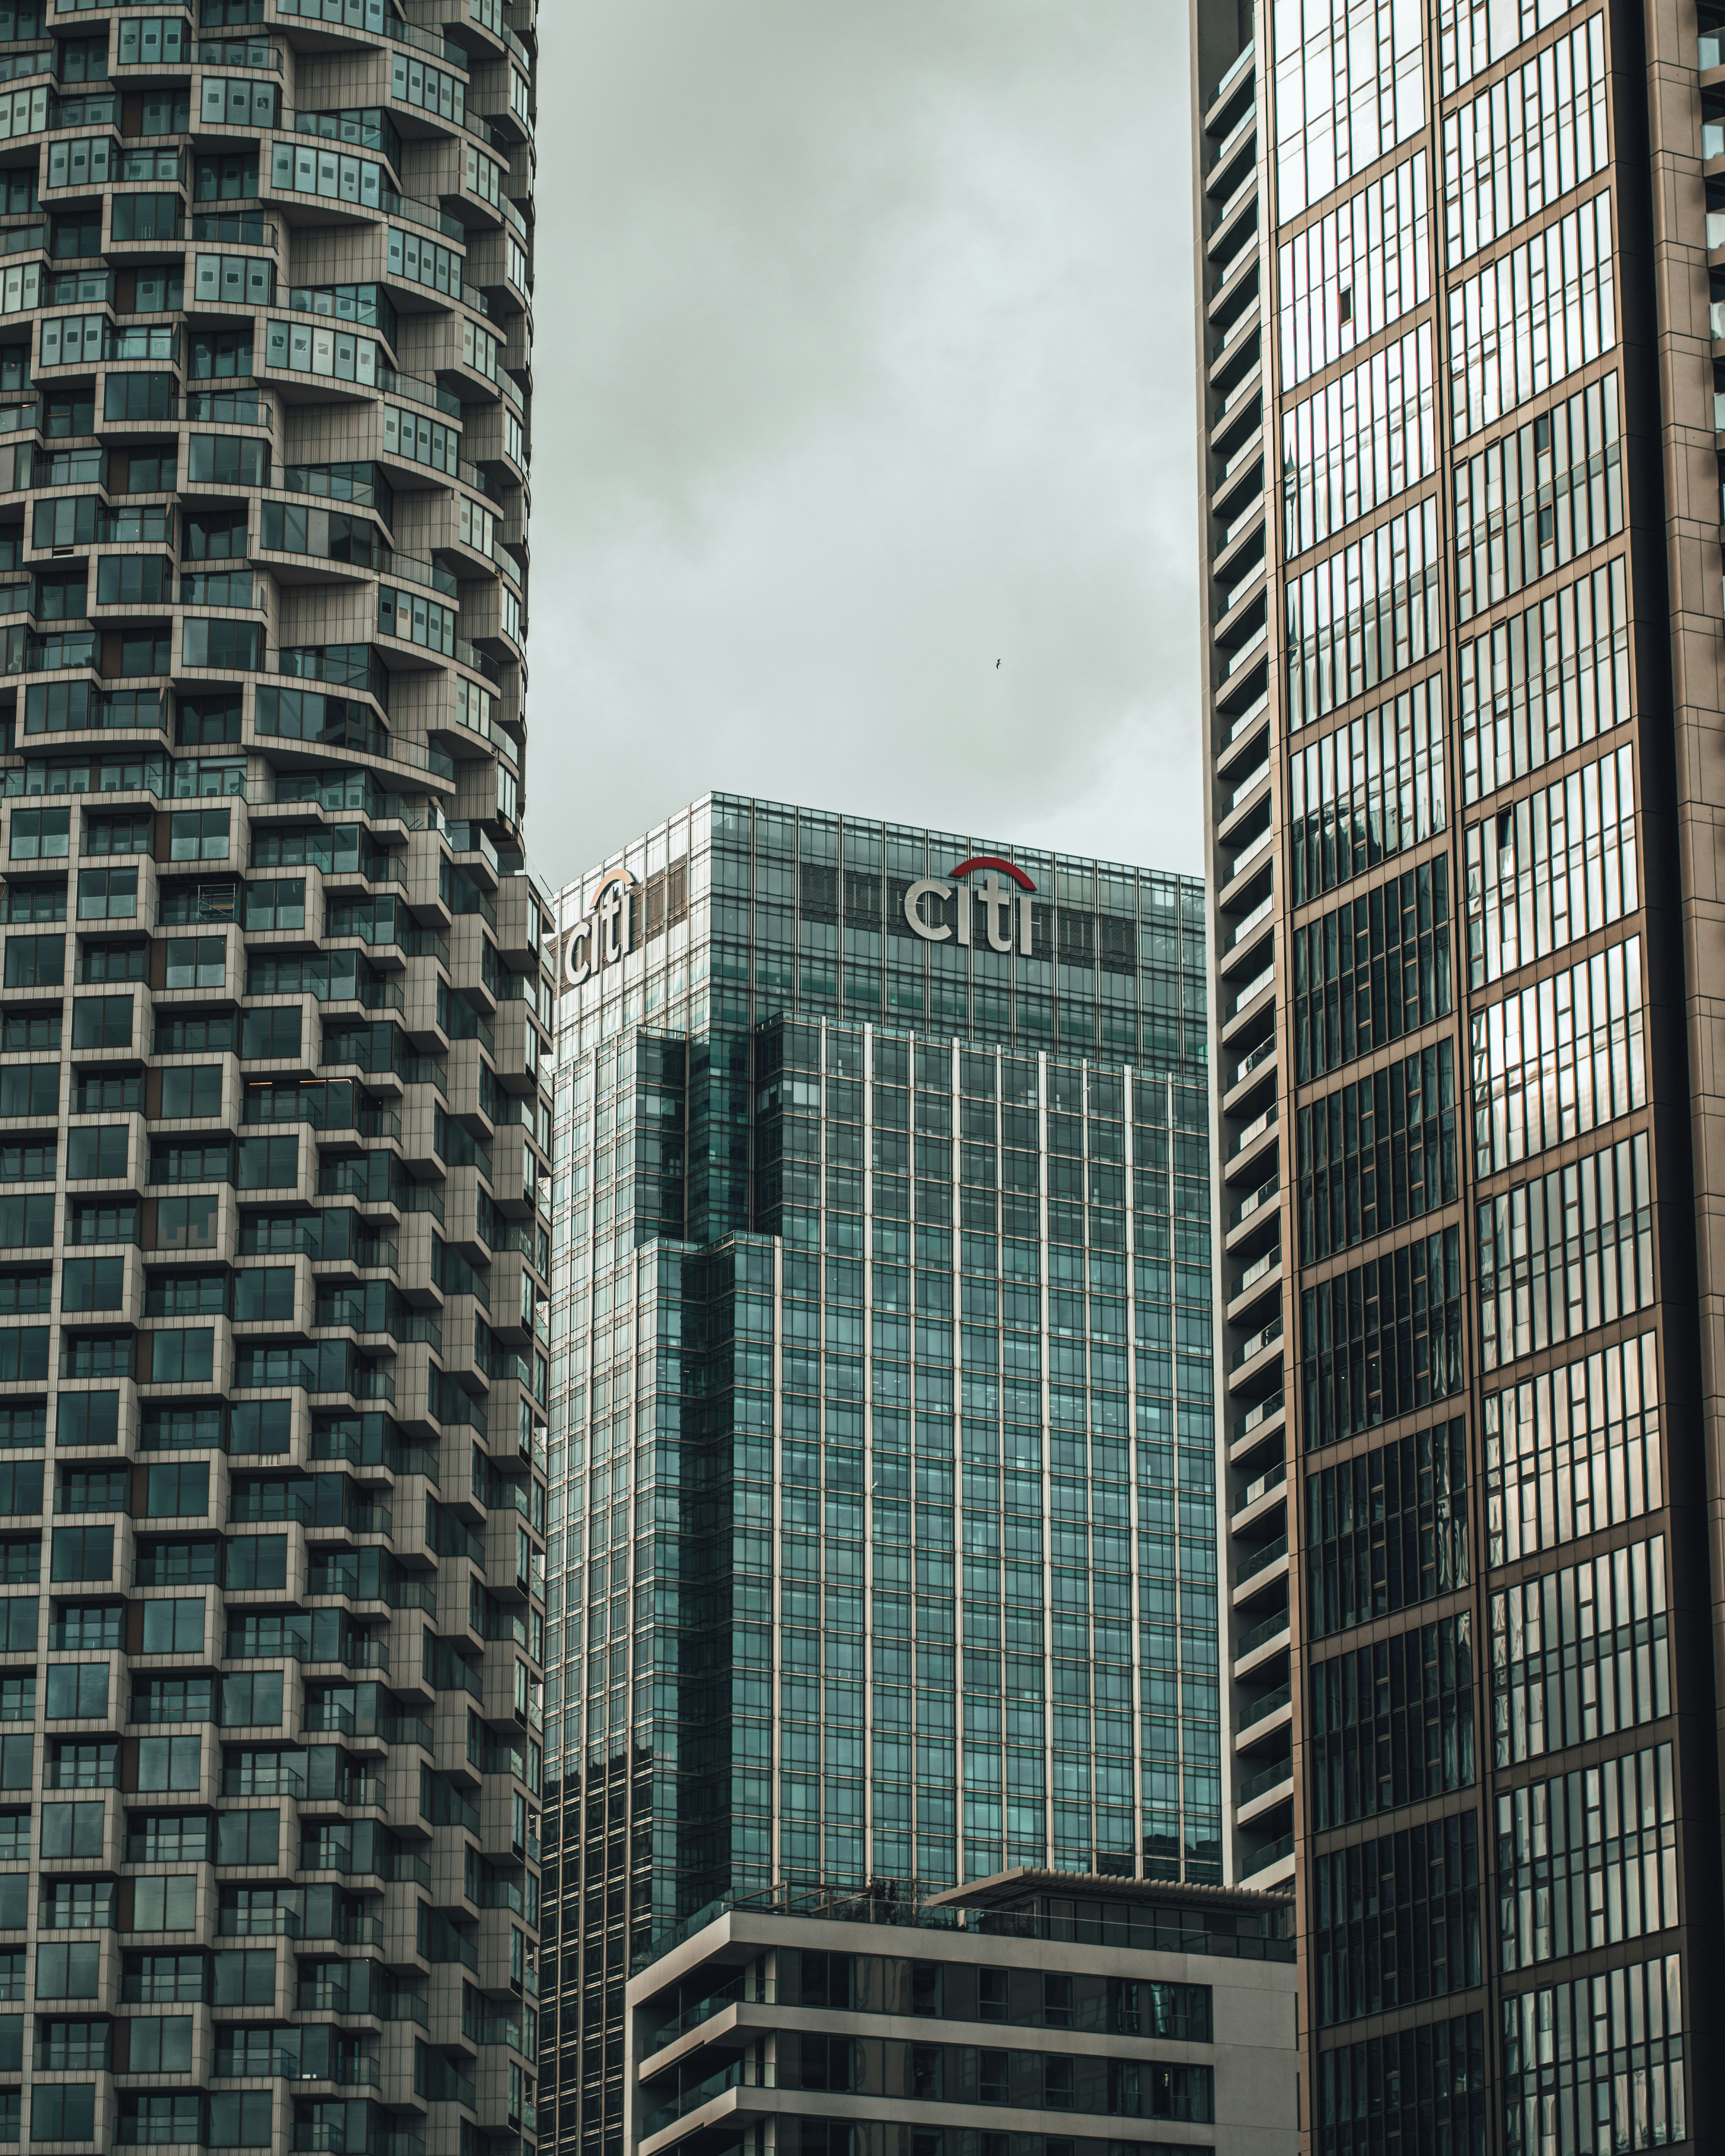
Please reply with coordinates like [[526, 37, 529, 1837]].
[[904, 856, 1037, 953], [556, 868, 636, 987]]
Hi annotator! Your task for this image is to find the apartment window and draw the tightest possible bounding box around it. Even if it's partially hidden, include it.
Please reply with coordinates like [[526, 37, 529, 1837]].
[[1289, 674, 1446, 905], [1501, 1957, 1684, 2156], [1443, 16, 1608, 265], [1317, 2015, 1486, 2156], [4, 932, 62, 987], [1301, 1227, 1464, 1447], [45, 1665, 107, 1719], [1278, 152, 1431, 391], [1476, 1132, 1654, 1372], [77, 868, 138, 922], [1490, 1536, 1669, 1768], [1282, 323, 1436, 557], [1312, 1811, 1481, 2024], [50, 1525, 112, 1582], [1448, 193, 1615, 441], [1310, 1615, 1476, 1830], [1292, 859, 1452, 1082], [1273, 0, 1424, 220], [8, 807, 68, 861], [1465, 743, 1636, 986], [1440, 0, 1591, 95], [1485, 1327, 1659, 1568], [40, 1804, 102, 1859], [1298, 1038, 1456, 1263], [1471, 937, 1645, 1177], [1454, 374, 1622, 622], [1498, 1740, 1675, 1974], [30, 2086, 95, 2140], [1459, 555, 1629, 805], [1286, 498, 1442, 730], [1306, 1420, 1469, 1640]]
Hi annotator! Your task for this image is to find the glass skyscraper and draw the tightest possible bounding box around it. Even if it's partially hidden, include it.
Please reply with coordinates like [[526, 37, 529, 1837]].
[[1191, 0, 1718, 2143], [540, 792, 1219, 2156]]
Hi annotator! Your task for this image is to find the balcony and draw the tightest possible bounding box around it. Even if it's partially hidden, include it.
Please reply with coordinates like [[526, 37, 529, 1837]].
[[1223, 768, 1272, 834], [1230, 1244, 1279, 1308], [1226, 1033, 1276, 1103], [1208, 241, 1260, 329], [1205, 38, 1255, 122], [1236, 1757, 1294, 1816], [1206, 102, 1257, 200], [1229, 1174, 1278, 1235], [1236, 1389, 1284, 1444], [1233, 1314, 1283, 1371], [1232, 1457, 1286, 1518], [1237, 1676, 1291, 1732], [219, 1906, 302, 1937], [1227, 958, 1274, 1024], [1241, 1830, 1295, 1881], [1227, 1104, 1275, 1166], [1217, 685, 1270, 767], [1233, 1608, 1290, 1675], [1235, 1533, 1287, 1590], [1233, 1535, 1289, 1609]]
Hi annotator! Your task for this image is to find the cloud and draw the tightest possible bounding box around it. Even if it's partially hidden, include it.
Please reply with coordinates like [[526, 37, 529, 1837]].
[[522, 0, 1201, 891]]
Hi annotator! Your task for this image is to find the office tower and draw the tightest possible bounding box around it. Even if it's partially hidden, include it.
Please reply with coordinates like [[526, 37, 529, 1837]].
[[1190, 0, 1720, 2140], [627, 1871, 1297, 2156], [0, 3, 547, 2155], [541, 793, 1220, 2156]]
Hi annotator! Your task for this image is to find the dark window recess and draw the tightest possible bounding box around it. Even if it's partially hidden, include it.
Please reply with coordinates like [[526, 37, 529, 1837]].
[[1292, 859, 1452, 1084], [1299, 1039, 1458, 1264], [1310, 1615, 1477, 1832], [1311, 1809, 1482, 2026], [798, 863, 837, 920], [1307, 1421, 1469, 1641], [1316, 2012, 1487, 2156], [842, 870, 880, 927], [1056, 912, 1094, 967], [1300, 1227, 1466, 1449]]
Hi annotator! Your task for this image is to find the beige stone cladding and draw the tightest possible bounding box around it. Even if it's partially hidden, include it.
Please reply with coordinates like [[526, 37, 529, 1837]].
[[626, 1875, 1297, 2156]]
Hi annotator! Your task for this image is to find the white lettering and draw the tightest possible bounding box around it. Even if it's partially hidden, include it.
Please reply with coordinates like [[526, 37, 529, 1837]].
[[561, 874, 637, 988], [978, 873, 1016, 954], [904, 879, 953, 942]]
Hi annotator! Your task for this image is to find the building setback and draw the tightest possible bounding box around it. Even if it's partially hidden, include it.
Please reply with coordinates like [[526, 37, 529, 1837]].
[[0, 4, 550, 2156], [541, 794, 1223, 2156], [1189, 0, 1718, 2144], [627, 1872, 1296, 2156]]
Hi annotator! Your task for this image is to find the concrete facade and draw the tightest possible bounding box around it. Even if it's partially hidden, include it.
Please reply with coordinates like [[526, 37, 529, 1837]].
[[626, 1875, 1296, 2156], [0, 4, 548, 2155]]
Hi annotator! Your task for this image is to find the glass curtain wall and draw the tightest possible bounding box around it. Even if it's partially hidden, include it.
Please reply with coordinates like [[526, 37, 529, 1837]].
[[539, 795, 1217, 2156]]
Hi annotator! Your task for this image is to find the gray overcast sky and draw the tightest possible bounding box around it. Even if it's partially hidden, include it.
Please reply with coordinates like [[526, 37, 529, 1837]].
[[521, 1, 1200, 893]]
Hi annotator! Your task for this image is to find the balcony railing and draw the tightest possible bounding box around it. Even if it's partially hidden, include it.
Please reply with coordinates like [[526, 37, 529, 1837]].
[[1234, 1314, 1283, 1367], [1231, 1175, 1278, 1229], [1233, 1459, 1286, 1514], [1238, 1677, 1291, 1727], [1236, 1758, 1293, 1808], [1208, 38, 1255, 110], [1235, 1535, 1287, 1589], [219, 1906, 302, 1937], [1234, 1609, 1289, 1661], [1230, 1105, 1273, 1156]]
